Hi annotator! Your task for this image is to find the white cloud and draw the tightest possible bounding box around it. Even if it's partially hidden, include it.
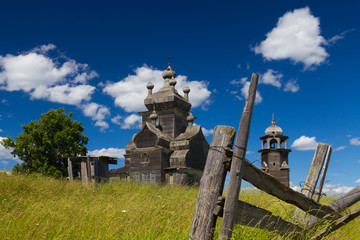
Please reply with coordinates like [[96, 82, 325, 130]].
[[103, 65, 211, 112], [0, 44, 110, 130], [322, 184, 354, 195], [1, 99, 7, 104], [111, 114, 142, 129], [0, 137, 20, 162], [290, 182, 301, 192], [81, 103, 110, 130], [291, 136, 318, 150], [283, 80, 300, 92], [350, 137, 360, 146], [260, 69, 282, 88], [202, 127, 214, 137], [0, 129, 2, 133], [241, 81, 262, 104], [121, 114, 142, 129], [31, 84, 95, 105], [88, 148, 125, 159], [355, 179, 360, 184], [230, 77, 248, 85], [327, 29, 353, 45], [111, 115, 122, 125], [334, 146, 346, 151], [253, 7, 328, 69]]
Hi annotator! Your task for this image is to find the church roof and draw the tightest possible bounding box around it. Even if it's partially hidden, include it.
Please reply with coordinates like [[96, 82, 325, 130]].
[[144, 64, 191, 112]]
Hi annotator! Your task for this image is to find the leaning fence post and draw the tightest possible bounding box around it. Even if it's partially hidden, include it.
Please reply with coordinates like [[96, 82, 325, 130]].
[[189, 125, 236, 240], [220, 73, 259, 240]]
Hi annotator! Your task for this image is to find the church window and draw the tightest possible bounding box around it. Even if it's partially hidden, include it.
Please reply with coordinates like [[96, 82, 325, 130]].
[[142, 173, 148, 182], [150, 173, 156, 183], [135, 174, 140, 182]]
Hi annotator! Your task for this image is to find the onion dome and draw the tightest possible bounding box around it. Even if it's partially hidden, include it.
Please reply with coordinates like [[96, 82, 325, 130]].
[[169, 77, 177, 86], [162, 65, 176, 79], [146, 81, 154, 90], [187, 112, 196, 122], [183, 86, 190, 94], [150, 109, 158, 120], [265, 114, 283, 135]]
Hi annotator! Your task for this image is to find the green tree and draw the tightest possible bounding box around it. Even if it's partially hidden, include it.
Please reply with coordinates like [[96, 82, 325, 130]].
[[1, 108, 88, 177]]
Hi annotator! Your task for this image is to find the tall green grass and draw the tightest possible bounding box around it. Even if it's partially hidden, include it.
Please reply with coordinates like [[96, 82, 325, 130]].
[[0, 173, 359, 239]]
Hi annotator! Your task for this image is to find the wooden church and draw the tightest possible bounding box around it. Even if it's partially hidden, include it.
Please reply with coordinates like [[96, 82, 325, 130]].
[[112, 63, 209, 184]]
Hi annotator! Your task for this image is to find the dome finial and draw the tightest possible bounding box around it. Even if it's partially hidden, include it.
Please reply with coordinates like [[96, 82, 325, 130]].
[[272, 113, 275, 125], [150, 103, 158, 126], [162, 58, 176, 81], [168, 56, 171, 67]]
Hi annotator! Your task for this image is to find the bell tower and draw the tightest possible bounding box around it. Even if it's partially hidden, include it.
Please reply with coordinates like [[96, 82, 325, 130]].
[[258, 115, 291, 187]]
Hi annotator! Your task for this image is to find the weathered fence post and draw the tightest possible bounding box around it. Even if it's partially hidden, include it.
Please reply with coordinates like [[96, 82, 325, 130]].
[[67, 157, 73, 181], [189, 126, 236, 240], [302, 143, 332, 199], [294, 143, 332, 223], [314, 146, 332, 202], [220, 73, 259, 240]]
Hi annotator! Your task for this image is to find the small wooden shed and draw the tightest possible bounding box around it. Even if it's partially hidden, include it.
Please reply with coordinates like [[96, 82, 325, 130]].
[[67, 156, 117, 184]]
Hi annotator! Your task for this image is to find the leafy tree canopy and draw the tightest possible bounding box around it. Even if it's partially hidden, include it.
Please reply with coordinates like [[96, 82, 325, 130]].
[[1, 108, 88, 177]]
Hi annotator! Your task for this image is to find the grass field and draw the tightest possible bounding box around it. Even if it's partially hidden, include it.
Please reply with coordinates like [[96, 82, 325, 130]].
[[0, 173, 359, 239]]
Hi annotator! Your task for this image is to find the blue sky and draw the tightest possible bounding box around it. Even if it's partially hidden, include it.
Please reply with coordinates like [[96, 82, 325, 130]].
[[0, 0, 359, 195]]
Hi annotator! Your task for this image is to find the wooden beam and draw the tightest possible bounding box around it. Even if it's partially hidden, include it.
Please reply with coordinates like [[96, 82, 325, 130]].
[[189, 126, 236, 240], [220, 73, 259, 240], [306, 185, 360, 227], [214, 198, 305, 238], [311, 207, 360, 240], [241, 159, 341, 220], [330, 185, 360, 212]]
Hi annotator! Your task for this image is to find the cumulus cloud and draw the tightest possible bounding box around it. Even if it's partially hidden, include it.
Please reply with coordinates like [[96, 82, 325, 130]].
[[0, 137, 20, 162], [253, 7, 328, 69], [291, 136, 318, 150], [260, 69, 282, 88], [111, 114, 142, 129], [202, 127, 214, 137], [88, 148, 125, 159], [283, 80, 300, 92], [103, 65, 211, 112], [350, 137, 360, 146], [0, 44, 110, 129], [81, 103, 111, 130], [31, 84, 95, 105], [322, 184, 353, 195], [230, 69, 299, 104], [355, 179, 360, 184]]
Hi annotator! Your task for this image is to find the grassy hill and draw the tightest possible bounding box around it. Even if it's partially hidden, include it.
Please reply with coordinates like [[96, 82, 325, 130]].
[[0, 173, 359, 239]]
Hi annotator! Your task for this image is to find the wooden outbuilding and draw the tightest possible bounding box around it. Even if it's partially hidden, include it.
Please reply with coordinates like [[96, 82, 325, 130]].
[[68, 156, 117, 184]]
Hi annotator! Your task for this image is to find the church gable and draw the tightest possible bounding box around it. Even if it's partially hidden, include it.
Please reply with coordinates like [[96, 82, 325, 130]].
[[134, 126, 158, 148]]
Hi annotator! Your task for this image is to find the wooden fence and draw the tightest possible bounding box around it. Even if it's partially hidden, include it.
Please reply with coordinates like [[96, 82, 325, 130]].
[[189, 73, 360, 240]]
